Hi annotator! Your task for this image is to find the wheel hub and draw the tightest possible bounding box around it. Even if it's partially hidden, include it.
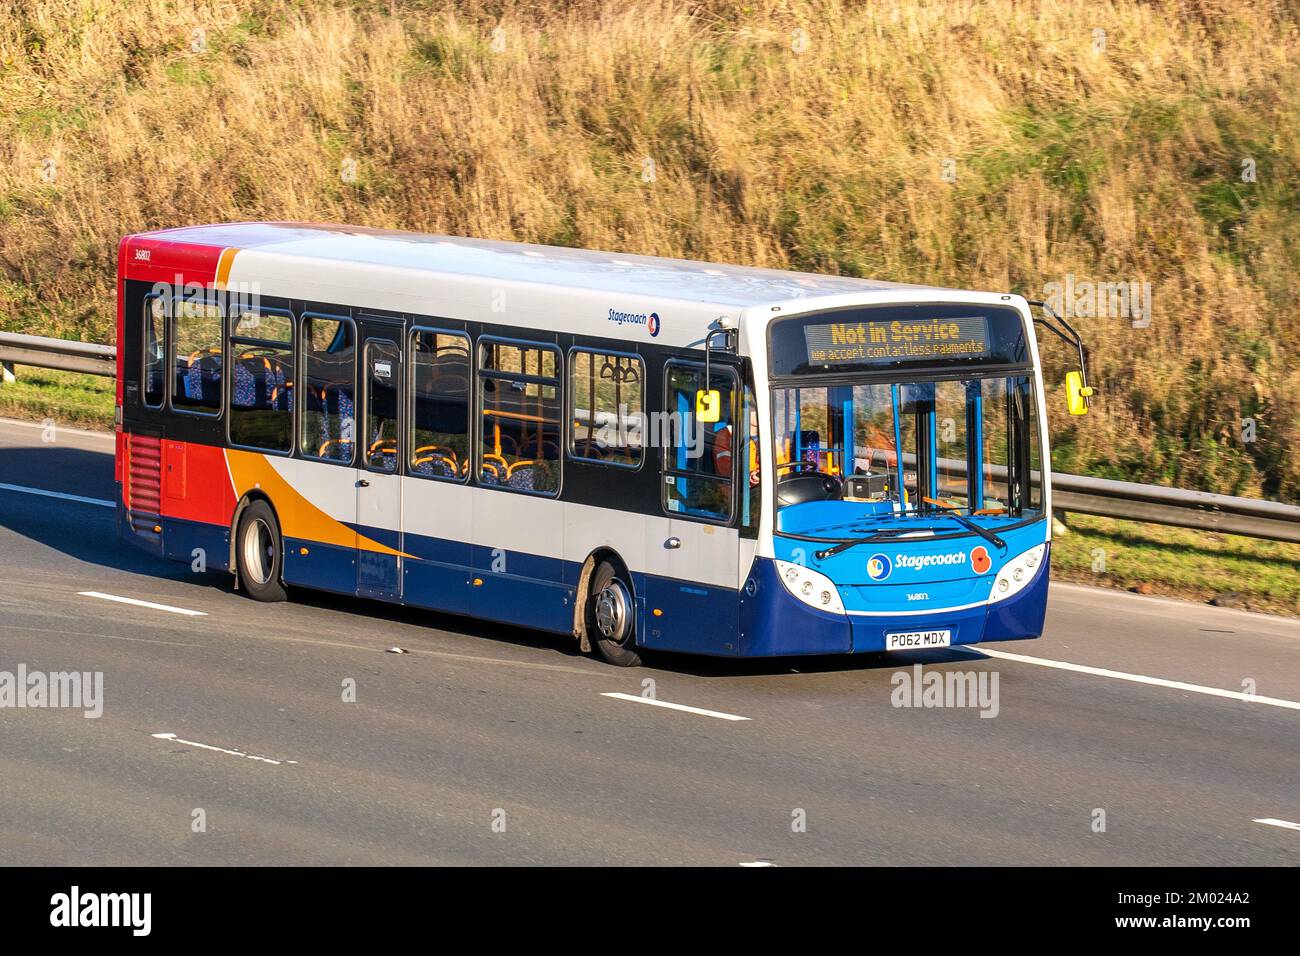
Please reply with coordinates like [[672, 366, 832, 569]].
[[242, 517, 274, 586], [594, 579, 631, 643]]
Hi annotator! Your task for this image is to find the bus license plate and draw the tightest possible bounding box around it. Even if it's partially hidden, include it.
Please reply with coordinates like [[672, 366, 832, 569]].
[[885, 629, 952, 651]]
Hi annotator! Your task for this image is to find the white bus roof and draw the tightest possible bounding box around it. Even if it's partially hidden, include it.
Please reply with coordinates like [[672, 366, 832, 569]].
[[133, 222, 1013, 350]]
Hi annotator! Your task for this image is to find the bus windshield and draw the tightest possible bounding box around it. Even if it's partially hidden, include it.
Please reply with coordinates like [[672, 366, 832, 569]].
[[771, 374, 1044, 539]]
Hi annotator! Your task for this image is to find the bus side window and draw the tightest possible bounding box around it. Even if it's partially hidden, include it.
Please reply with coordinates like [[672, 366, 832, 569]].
[[170, 297, 222, 414], [229, 306, 294, 453], [300, 316, 356, 464], [568, 349, 643, 467], [661, 363, 734, 522], [476, 339, 561, 495], [410, 329, 470, 481]]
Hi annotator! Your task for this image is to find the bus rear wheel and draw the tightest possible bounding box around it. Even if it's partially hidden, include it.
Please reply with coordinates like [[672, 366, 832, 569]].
[[236, 500, 287, 603], [588, 561, 641, 667]]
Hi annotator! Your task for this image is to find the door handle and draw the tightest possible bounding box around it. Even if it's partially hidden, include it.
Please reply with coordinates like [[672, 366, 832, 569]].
[[356, 478, 371, 488], [665, 536, 681, 550]]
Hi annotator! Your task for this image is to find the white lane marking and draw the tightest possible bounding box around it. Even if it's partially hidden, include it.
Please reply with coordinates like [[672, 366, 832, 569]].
[[152, 732, 295, 766], [1253, 818, 1300, 832], [958, 646, 1300, 711], [601, 692, 750, 721], [0, 482, 113, 508], [739, 860, 778, 867], [79, 591, 206, 617]]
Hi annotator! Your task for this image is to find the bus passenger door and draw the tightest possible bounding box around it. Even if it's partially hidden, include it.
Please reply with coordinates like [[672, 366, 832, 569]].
[[356, 330, 404, 599], [643, 362, 741, 655]]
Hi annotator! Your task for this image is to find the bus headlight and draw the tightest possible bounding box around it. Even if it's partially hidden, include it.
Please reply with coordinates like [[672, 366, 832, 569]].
[[774, 560, 845, 614], [987, 544, 1046, 605]]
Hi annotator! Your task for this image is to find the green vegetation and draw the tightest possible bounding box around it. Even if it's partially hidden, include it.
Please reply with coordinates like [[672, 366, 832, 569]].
[[1051, 513, 1300, 618], [0, 366, 114, 429]]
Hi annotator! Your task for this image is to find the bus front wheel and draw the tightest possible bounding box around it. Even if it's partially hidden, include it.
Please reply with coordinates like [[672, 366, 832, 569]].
[[588, 561, 641, 667], [236, 500, 287, 603]]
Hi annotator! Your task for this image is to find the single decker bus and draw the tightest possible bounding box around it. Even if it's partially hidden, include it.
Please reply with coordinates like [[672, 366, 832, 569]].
[[114, 222, 1092, 665]]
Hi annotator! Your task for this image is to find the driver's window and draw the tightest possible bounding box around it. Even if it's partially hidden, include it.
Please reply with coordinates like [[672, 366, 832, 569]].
[[662, 363, 734, 522]]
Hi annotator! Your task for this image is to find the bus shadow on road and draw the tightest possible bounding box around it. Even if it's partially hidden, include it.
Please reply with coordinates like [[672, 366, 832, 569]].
[[280, 585, 591, 661], [640, 646, 992, 679], [274, 582, 991, 679], [0, 444, 202, 583]]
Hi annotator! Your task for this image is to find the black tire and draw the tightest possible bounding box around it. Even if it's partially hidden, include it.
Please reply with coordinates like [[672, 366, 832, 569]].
[[587, 560, 641, 667], [235, 500, 287, 602]]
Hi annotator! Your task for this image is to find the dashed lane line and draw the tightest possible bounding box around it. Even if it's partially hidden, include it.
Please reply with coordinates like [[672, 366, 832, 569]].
[[0, 482, 113, 508], [601, 692, 750, 721], [79, 591, 207, 617]]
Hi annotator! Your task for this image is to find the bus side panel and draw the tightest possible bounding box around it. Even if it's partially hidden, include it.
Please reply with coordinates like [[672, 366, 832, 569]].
[[470, 492, 571, 634], [641, 515, 741, 655], [401, 477, 472, 616], [228, 454, 359, 597], [642, 577, 741, 654]]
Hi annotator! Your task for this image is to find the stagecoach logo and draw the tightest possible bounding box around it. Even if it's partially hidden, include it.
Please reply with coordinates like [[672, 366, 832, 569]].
[[608, 308, 660, 338], [871, 547, 992, 579], [895, 551, 968, 571], [866, 553, 892, 581]]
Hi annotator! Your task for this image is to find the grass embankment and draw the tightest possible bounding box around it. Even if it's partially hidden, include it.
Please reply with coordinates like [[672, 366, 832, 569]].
[[0, 365, 114, 429], [1051, 513, 1300, 617]]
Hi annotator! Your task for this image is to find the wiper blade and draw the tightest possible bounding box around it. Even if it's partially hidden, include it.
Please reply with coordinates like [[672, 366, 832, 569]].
[[814, 514, 1005, 560], [945, 511, 1006, 549], [814, 529, 913, 560]]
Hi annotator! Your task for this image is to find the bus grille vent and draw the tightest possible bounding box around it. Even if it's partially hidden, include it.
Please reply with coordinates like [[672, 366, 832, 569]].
[[127, 434, 162, 532]]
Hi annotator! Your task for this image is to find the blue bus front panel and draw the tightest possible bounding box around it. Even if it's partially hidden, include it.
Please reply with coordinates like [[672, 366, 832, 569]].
[[741, 522, 1051, 657]]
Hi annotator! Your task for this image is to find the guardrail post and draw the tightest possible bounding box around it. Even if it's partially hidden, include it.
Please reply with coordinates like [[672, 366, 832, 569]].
[[0, 360, 14, 384]]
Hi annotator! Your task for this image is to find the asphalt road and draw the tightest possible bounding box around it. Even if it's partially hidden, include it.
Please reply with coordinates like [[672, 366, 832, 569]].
[[0, 416, 1297, 865]]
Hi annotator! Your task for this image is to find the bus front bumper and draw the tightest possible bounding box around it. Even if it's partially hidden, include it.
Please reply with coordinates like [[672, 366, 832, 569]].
[[738, 552, 1049, 657]]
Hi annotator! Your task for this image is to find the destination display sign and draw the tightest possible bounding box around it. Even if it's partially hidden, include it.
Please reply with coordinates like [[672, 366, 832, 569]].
[[802, 315, 992, 366]]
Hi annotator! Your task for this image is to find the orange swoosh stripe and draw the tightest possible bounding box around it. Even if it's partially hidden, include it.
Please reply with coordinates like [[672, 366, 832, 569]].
[[225, 449, 408, 557], [214, 247, 238, 289]]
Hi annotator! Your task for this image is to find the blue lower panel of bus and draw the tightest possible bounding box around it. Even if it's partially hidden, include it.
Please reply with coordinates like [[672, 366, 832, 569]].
[[469, 544, 574, 634], [283, 537, 357, 594], [641, 577, 740, 656], [847, 603, 989, 653], [984, 552, 1051, 642], [161, 515, 230, 571]]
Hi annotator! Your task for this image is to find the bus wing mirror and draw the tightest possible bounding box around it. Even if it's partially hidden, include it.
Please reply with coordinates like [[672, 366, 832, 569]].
[[1065, 370, 1093, 416], [696, 389, 721, 423]]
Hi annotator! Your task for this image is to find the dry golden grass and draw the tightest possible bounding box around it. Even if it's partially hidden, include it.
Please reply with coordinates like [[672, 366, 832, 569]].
[[1, 0, 1297, 498]]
